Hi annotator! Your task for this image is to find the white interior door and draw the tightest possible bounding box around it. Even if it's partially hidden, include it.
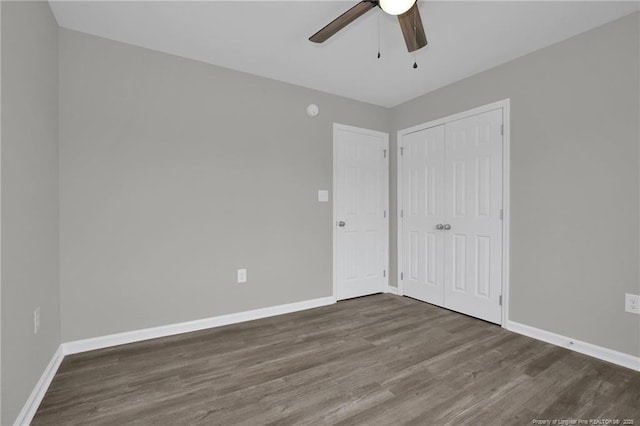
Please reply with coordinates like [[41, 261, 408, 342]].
[[402, 125, 445, 305], [443, 109, 503, 323], [334, 124, 389, 301], [399, 107, 504, 324]]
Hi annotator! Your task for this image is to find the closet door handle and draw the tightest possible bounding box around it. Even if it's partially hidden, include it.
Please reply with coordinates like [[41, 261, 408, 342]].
[[435, 224, 444, 230], [443, 224, 451, 230]]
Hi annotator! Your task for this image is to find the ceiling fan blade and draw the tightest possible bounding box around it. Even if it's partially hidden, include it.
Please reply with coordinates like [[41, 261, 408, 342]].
[[397, 2, 427, 52], [309, 1, 378, 44]]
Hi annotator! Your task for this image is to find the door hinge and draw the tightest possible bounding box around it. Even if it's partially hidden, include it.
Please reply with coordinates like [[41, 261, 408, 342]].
[[383, 270, 386, 278], [501, 124, 504, 136], [384, 210, 387, 218], [500, 209, 503, 220], [383, 149, 387, 158], [400, 147, 404, 156], [499, 295, 503, 306], [400, 272, 404, 280], [400, 209, 404, 218]]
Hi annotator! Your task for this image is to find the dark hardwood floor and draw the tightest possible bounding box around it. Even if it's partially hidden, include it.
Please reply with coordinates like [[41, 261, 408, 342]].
[[33, 294, 640, 425]]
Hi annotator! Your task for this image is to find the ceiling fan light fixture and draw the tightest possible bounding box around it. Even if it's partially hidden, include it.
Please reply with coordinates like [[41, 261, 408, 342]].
[[379, 0, 415, 16]]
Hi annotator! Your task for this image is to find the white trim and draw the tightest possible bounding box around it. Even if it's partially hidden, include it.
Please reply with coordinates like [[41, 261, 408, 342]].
[[383, 135, 390, 290], [500, 100, 511, 325], [396, 99, 511, 324], [333, 123, 390, 302], [397, 100, 510, 137], [396, 137, 404, 295], [385, 286, 400, 295], [63, 296, 334, 355], [506, 320, 640, 372], [332, 124, 339, 303], [13, 346, 64, 426], [0, 2, 3, 421]]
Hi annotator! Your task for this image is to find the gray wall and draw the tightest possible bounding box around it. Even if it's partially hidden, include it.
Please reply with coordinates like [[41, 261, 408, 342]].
[[1, 2, 60, 424], [58, 29, 390, 341], [391, 13, 640, 357]]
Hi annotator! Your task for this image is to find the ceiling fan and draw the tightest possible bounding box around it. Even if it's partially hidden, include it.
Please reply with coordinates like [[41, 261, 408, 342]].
[[309, 0, 427, 53]]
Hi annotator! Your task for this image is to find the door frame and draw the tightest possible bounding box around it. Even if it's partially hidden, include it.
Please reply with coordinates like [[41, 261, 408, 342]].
[[333, 123, 390, 302], [396, 99, 511, 326]]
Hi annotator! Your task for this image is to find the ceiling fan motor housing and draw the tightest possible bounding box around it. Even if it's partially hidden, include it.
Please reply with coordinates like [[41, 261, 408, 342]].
[[309, 0, 427, 53]]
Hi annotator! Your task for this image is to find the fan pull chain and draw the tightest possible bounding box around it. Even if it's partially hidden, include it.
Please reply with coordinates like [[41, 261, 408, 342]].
[[377, 9, 381, 59], [412, 13, 417, 69]]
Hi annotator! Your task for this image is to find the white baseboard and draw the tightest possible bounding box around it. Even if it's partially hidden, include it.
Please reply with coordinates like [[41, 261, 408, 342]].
[[505, 320, 640, 372], [13, 346, 64, 426], [62, 296, 335, 355], [385, 286, 400, 295]]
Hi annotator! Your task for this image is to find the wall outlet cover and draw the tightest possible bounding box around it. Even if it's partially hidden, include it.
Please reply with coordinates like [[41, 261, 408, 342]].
[[318, 190, 329, 202], [625, 293, 639, 315], [237, 268, 247, 283]]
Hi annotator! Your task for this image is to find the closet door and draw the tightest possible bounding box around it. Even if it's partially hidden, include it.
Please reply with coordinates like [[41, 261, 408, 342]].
[[443, 109, 503, 324], [402, 125, 445, 305]]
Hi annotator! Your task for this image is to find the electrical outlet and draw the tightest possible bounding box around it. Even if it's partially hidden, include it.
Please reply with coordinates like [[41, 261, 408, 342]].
[[237, 268, 247, 283], [34, 307, 40, 335], [625, 293, 640, 315]]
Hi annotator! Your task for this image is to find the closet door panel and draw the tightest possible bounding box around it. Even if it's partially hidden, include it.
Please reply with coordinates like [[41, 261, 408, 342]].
[[443, 109, 503, 324], [401, 125, 445, 305]]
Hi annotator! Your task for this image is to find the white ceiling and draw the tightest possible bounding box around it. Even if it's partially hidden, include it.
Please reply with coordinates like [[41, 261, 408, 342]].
[[49, 1, 639, 107]]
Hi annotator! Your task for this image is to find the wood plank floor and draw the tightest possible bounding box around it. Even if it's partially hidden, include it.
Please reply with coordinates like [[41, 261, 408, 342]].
[[33, 294, 640, 425]]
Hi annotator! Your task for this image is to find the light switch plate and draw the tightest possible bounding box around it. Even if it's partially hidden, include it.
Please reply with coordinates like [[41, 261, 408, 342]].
[[318, 190, 329, 202]]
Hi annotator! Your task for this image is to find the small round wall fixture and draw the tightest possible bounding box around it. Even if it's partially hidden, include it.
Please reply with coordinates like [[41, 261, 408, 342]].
[[306, 104, 319, 117]]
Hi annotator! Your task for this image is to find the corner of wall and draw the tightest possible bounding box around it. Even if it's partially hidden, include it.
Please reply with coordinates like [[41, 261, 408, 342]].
[[1, 1, 62, 424]]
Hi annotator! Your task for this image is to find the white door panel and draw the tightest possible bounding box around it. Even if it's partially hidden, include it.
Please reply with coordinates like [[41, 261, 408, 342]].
[[400, 108, 503, 324], [402, 125, 445, 305], [444, 109, 503, 323], [335, 125, 388, 300]]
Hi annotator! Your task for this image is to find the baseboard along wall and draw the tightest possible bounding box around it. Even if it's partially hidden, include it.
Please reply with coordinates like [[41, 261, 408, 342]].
[[62, 296, 335, 355], [13, 346, 64, 426], [505, 320, 640, 372], [386, 286, 400, 295]]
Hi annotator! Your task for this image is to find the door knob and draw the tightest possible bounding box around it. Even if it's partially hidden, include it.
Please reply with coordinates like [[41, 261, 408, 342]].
[[443, 224, 451, 230], [435, 224, 444, 230], [338, 221, 346, 227]]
